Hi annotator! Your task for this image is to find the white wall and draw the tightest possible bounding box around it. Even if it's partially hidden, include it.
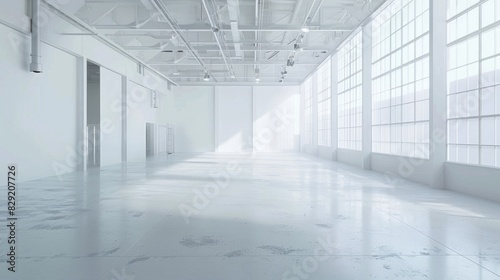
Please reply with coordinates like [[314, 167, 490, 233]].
[[0, 24, 78, 183], [337, 149, 363, 169], [126, 81, 159, 162], [216, 87, 253, 153], [0, 2, 173, 182], [370, 153, 433, 186], [172, 86, 300, 153], [99, 67, 122, 166], [253, 86, 300, 152], [173, 86, 215, 153], [445, 163, 500, 202]]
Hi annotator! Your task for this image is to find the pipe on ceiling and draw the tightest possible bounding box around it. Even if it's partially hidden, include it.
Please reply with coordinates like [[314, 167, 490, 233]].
[[148, 0, 218, 81], [30, 0, 43, 73], [200, 0, 235, 79], [41, 0, 177, 85], [227, 0, 242, 58]]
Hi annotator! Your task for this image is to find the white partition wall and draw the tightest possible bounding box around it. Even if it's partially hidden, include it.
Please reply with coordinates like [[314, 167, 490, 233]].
[[171, 86, 300, 153], [126, 80, 167, 161], [216, 87, 253, 153], [172, 86, 216, 153], [253, 86, 300, 152], [0, 2, 174, 181], [100, 67, 123, 166], [0, 29, 78, 182]]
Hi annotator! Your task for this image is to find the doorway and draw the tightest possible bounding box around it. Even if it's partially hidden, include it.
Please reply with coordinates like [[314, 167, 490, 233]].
[[87, 61, 100, 167], [146, 122, 155, 157]]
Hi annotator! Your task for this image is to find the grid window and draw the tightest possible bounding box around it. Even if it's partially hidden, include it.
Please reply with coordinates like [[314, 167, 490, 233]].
[[338, 31, 363, 151], [303, 77, 313, 145], [317, 58, 332, 147], [447, 0, 500, 167], [372, 0, 430, 159]]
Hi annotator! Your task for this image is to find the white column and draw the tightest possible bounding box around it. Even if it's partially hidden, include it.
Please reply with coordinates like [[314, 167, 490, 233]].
[[121, 75, 128, 162], [429, 0, 447, 189], [362, 22, 373, 170], [77, 57, 87, 171], [331, 53, 339, 161], [312, 72, 319, 154], [214, 86, 219, 152], [299, 83, 305, 152]]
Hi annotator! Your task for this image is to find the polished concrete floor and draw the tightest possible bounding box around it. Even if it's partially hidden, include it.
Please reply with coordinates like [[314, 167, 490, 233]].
[[1, 153, 500, 279]]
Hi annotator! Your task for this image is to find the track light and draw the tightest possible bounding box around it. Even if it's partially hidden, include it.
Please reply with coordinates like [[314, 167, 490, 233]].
[[255, 68, 260, 82], [203, 71, 210, 81], [294, 43, 303, 52]]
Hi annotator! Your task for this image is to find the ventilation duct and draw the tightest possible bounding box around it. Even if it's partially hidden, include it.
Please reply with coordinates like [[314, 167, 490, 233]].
[[30, 0, 42, 73]]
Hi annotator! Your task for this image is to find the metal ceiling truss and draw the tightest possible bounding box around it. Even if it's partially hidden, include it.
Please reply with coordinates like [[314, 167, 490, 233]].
[[52, 0, 388, 85]]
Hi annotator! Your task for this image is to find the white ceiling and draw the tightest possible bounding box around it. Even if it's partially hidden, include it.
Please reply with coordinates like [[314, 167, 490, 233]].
[[59, 0, 387, 85]]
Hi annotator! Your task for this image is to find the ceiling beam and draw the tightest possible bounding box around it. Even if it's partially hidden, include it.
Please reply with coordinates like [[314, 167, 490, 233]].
[[124, 44, 331, 51], [85, 0, 138, 4], [94, 23, 352, 32], [200, 0, 235, 79], [166, 74, 307, 78], [149, 60, 319, 65], [177, 82, 301, 86], [227, 0, 242, 58], [147, 0, 215, 80]]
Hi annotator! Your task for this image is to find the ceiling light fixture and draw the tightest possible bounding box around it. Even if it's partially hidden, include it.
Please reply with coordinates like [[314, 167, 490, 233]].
[[294, 43, 303, 52], [301, 26, 310, 33], [203, 71, 210, 81]]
